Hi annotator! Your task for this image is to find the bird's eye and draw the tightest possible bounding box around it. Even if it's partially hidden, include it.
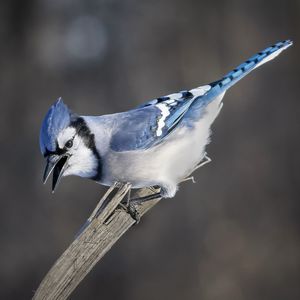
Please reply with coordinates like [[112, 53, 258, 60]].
[[65, 139, 73, 148]]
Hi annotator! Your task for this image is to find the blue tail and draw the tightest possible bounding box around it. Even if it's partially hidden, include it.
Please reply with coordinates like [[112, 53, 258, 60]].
[[208, 40, 292, 98]]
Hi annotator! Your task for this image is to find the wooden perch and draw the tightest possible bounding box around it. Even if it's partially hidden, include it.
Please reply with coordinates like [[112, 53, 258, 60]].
[[33, 183, 162, 300]]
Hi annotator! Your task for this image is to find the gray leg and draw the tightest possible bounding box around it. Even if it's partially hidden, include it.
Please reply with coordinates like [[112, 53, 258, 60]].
[[119, 201, 141, 224], [193, 152, 212, 171], [119, 187, 142, 223], [180, 153, 212, 183], [180, 176, 196, 183]]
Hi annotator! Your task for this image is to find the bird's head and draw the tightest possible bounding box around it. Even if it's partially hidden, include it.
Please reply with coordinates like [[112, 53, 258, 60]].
[[40, 98, 101, 192]]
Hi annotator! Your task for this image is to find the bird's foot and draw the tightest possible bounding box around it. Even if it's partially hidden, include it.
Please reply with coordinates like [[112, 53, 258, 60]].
[[181, 153, 212, 183], [119, 202, 140, 224], [119, 187, 162, 223], [180, 176, 196, 183], [194, 153, 212, 171], [107, 184, 161, 223]]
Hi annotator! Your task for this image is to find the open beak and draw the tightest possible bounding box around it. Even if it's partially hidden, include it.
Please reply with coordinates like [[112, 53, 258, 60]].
[[43, 155, 69, 193]]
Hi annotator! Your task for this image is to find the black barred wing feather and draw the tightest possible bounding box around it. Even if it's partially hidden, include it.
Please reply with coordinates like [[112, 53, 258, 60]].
[[110, 86, 211, 151]]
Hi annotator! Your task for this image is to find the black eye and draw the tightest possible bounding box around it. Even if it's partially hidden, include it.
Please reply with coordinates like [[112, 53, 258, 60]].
[[65, 139, 73, 148]]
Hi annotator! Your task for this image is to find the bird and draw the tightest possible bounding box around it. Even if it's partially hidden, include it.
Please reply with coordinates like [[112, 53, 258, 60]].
[[40, 40, 292, 202]]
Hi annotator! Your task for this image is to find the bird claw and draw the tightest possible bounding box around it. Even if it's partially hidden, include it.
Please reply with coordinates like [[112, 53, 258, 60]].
[[119, 202, 140, 224], [194, 152, 211, 170], [181, 176, 196, 183], [180, 153, 211, 183]]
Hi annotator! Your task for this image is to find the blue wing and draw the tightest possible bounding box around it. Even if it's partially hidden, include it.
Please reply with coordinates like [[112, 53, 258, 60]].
[[110, 86, 211, 151], [111, 40, 292, 152]]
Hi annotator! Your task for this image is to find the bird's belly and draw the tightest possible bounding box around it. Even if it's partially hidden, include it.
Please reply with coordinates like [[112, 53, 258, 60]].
[[103, 123, 211, 188]]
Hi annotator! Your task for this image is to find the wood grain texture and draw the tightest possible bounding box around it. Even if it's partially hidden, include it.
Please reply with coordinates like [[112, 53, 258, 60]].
[[32, 184, 161, 300]]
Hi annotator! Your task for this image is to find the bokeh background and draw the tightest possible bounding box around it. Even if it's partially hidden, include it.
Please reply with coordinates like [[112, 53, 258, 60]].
[[0, 0, 299, 299]]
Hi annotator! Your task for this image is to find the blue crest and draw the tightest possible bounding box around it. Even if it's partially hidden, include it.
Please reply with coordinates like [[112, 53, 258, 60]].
[[39, 98, 72, 154]]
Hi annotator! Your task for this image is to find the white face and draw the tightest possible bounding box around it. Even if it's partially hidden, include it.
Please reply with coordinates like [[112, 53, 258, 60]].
[[56, 126, 98, 178]]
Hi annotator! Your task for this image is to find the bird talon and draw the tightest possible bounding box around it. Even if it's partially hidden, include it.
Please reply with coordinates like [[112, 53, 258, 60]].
[[119, 202, 140, 224], [127, 204, 140, 224], [190, 176, 196, 183]]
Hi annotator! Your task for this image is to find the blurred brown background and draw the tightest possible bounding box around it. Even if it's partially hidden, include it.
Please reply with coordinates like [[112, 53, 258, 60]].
[[0, 0, 299, 299]]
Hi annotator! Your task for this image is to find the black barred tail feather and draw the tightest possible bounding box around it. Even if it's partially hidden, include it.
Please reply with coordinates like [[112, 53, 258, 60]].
[[207, 40, 292, 99]]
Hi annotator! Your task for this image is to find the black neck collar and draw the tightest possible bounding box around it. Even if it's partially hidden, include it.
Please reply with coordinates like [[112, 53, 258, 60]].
[[71, 116, 102, 181]]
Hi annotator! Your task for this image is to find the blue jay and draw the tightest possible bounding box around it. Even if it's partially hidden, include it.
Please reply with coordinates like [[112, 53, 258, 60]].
[[40, 40, 292, 201]]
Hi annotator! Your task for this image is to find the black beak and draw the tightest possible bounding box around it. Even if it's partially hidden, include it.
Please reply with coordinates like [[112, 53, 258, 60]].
[[43, 155, 69, 193]]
